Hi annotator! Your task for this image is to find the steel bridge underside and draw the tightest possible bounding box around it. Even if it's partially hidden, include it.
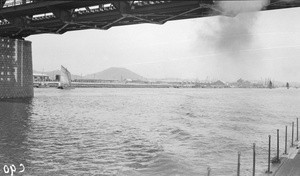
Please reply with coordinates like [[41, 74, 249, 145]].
[[0, 0, 300, 39]]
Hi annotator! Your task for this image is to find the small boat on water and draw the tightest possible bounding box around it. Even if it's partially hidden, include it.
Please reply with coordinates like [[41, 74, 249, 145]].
[[57, 65, 75, 89]]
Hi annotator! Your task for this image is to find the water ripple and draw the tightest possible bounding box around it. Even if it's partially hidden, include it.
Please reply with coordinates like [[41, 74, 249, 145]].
[[0, 88, 299, 175]]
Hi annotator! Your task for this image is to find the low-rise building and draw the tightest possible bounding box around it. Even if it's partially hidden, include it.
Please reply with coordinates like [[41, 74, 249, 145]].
[[33, 73, 49, 82]]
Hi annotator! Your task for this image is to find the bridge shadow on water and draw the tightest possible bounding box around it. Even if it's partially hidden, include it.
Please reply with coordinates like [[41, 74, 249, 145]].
[[0, 98, 33, 175]]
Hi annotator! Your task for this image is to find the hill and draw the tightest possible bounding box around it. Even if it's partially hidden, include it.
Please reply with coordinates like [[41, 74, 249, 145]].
[[83, 67, 145, 80]]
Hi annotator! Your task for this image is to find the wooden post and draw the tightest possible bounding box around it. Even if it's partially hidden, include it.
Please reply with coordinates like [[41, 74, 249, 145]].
[[253, 143, 256, 176], [237, 152, 241, 176], [207, 167, 211, 176], [285, 125, 288, 154], [297, 118, 299, 141], [292, 122, 294, 147], [277, 129, 279, 161], [265, 135, 272, 174]]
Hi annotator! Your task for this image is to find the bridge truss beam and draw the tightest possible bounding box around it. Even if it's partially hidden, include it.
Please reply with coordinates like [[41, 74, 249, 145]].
[[0, 0, 299, 39]]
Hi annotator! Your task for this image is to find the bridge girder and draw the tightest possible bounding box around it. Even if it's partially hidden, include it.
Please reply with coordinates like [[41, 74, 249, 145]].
[[0, 0, 299, 39]]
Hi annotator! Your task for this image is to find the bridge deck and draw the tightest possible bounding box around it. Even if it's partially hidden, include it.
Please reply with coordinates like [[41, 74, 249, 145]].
[[0, 0, 300, 39]]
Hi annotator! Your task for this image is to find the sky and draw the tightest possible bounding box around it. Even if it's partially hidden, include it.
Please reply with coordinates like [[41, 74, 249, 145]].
[[27, 3, 300, 82]]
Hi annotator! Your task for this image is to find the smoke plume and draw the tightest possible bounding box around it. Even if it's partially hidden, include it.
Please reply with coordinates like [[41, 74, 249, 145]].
[[212, 0, 270, 53], [195, 0, 271, 81]]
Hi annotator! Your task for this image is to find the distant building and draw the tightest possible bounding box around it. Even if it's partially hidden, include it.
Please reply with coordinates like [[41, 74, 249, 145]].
[[124, 78, 132, 82], [231, 78, 264, 88], [131, 79, 148, 84], [252, 82, 264, 88], [211, 80, 228, 88], [33, 73, 49, 82]]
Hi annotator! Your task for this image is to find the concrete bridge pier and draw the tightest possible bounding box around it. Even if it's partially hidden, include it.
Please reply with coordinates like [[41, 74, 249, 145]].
[[0, 37, 33, 99]]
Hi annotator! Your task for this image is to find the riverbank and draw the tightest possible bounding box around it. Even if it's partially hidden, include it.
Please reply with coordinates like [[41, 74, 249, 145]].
[[34, 81, 171, 88], [34, 81, 299, 89]]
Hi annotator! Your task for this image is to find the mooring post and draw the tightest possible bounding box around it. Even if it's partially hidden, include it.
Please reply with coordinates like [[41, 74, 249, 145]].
[[292, 122, 294, 147], [285, 125, 288, 154], [253, 143, 256, 176], [266, 135, 272, 174], [277, 129, 280, 161], [237, 152, 241, 176], [207, 167, 211, 176]]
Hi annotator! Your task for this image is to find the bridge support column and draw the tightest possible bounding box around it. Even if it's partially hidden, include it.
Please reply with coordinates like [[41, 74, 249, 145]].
[[0, 37, 33, 99]]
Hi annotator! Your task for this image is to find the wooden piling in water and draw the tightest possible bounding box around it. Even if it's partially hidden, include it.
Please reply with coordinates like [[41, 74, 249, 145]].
[[285, 125, 288, 154], [253, 143, 256, 176], [207, 167, 211, 176], [297, 118, 298, 141], [266, 135, 272, 174], [292, 122, 294, 147], [277, 129, 280, 161], [237, 152, 241, 176]]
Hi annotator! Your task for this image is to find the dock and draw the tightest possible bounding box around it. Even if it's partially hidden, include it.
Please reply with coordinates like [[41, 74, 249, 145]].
[[271, 141, 300, 176], [231, 120, 300, 176]]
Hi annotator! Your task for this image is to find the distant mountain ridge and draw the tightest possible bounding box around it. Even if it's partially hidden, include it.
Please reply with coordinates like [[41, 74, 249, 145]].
[[33, 67, 145, 81], [83, 67, 145, 80]]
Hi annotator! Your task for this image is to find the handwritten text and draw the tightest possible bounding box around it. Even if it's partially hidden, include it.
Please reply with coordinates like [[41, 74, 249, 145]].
[[2, 164, 25, 176]]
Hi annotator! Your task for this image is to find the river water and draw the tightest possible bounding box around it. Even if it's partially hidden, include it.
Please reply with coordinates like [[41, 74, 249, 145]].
[[0, 88, 299, 176]]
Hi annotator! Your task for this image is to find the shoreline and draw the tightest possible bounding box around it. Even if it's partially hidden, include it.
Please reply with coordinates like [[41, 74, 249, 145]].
[[34, 81, 297, 89]]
